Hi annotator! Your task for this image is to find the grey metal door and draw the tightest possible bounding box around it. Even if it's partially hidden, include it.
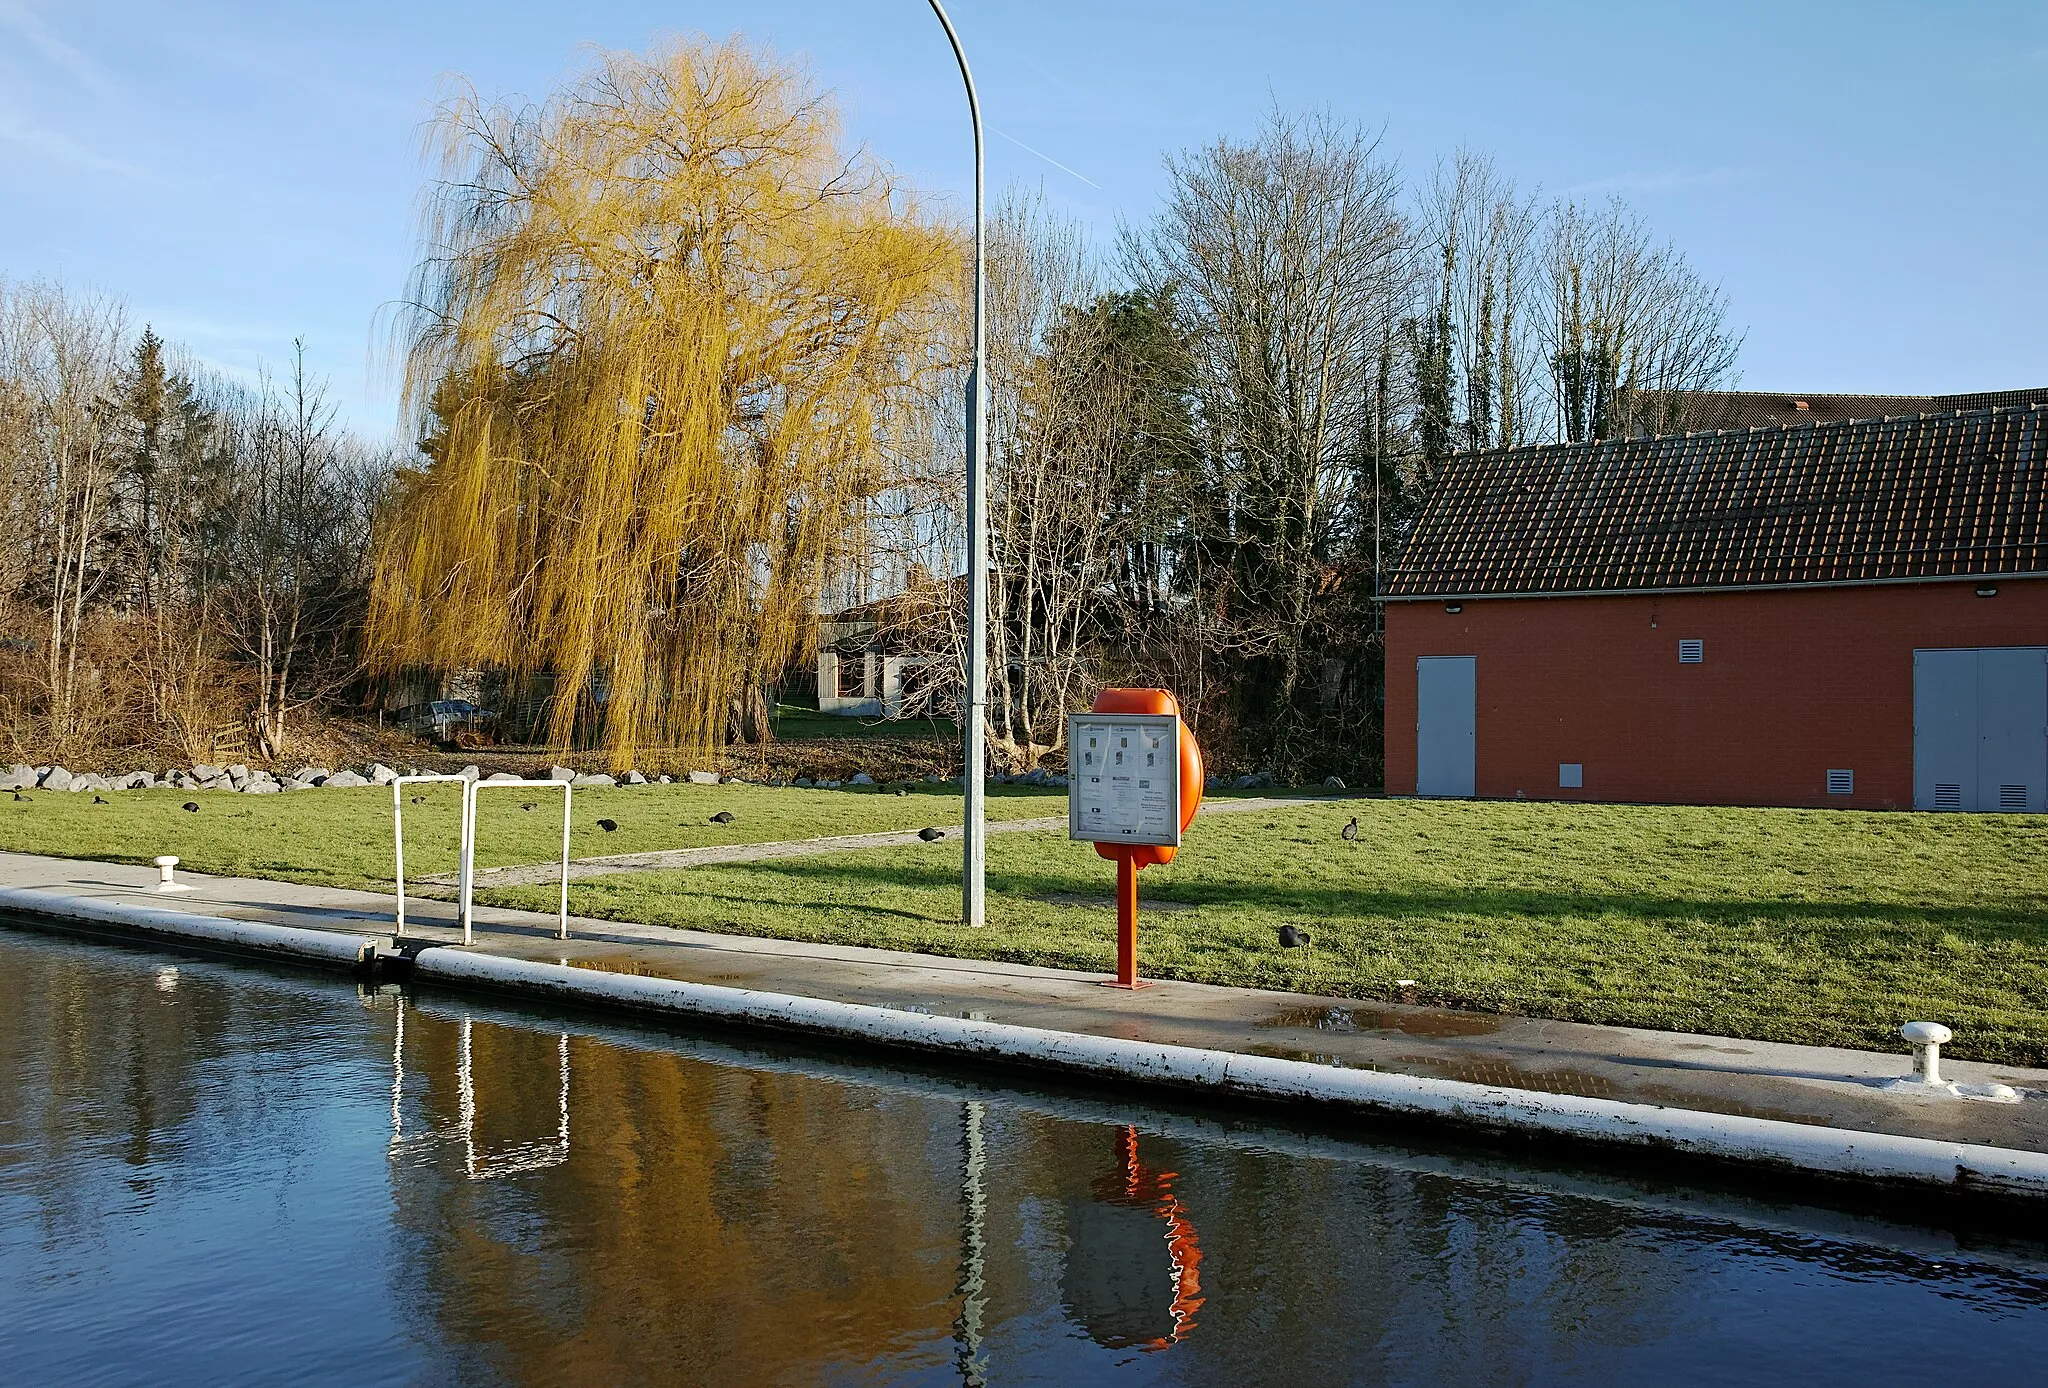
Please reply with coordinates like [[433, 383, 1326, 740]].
[[1977, 647, 2047, 813], [1914, 649, 1978, 810], [1416, 656, 1476, 798], [1914, 647, 2048, 811]]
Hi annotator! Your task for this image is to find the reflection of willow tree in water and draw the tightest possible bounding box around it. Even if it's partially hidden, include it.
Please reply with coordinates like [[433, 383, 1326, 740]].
[[383, 1004, 963, 1384], [372, 38, 961, 766]]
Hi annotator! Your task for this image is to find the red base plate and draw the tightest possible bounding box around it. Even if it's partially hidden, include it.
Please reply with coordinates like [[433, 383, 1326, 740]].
[[1100, 979, 1154, 990]]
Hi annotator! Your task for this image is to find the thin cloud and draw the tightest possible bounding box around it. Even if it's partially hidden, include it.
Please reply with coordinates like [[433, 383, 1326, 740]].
[[0, 113, 152, 183], [0, 0, 118, 97], [991, 127, 1101, 189], [1562, 166, 1754, 195]]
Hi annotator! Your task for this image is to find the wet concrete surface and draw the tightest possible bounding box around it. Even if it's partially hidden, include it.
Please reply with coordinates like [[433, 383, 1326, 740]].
[[5, 848, 2047, 1152]]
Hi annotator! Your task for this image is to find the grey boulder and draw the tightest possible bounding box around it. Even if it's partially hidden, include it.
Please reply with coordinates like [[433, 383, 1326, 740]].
[[849, 772, 875, 786], [548, 765, 576, 782], [686, 770, 720, 786], [324, 770, 371, 788], [571, 772, 616, 788], [39, 767, 75, 792], [622, 769, 646, 785]]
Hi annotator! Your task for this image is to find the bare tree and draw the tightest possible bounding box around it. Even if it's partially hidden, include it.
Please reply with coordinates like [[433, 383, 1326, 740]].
[[205, 344, 383, 759], [1124, 109, 1409, 771], [1540, 197, 1742, 441], [1414, 150, 1542, 455], [0, 279, 133, 743]]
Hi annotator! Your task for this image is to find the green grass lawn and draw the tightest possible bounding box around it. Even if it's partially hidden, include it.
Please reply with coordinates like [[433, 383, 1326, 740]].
[[4, 784, 2046, 1064], [481, 798, 2048, 1066], [0, 781, 1061, 888]]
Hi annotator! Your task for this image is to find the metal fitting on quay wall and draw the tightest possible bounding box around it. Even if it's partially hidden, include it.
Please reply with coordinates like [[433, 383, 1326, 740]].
[[1882, 1021, 2021, 1102], [152, 855, 192, 893]]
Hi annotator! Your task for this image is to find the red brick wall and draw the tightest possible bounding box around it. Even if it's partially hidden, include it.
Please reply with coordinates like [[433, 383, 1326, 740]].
[[1384, 578, 2048, 807]]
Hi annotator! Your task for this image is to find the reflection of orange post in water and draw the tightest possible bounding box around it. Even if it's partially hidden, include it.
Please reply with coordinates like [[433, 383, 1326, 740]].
[[1075, 689, 1203, 991], [1073, 1121, 1196, 1351]]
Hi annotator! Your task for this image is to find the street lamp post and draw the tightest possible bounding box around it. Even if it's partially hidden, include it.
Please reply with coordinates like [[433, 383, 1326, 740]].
[[926, 0, 988, 930]]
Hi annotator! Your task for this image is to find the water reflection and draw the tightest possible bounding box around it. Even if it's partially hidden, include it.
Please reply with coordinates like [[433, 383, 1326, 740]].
[[1063, 1126, 1204, 1353], [5, 927, 2048, 1387], [387, 998, 570, 1180]]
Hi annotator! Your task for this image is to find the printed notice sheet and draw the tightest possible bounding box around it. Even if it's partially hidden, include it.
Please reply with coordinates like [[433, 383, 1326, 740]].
[[1067, 713, 1181, 847]]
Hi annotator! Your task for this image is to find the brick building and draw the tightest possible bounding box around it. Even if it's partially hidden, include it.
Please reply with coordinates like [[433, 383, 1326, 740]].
[[1383, 402, 2047, 810]]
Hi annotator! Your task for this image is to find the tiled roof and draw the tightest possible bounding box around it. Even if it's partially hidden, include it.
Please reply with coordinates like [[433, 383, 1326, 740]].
[[1384, 405, 2048, 598], [1674, 388, 2048, 431]]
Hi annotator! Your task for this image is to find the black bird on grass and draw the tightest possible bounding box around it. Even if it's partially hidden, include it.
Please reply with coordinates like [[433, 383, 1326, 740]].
[[1278, 924, 1311, 950], [917, 826, 946, 842], [521, 802, 535, 812], [597, 818, 619, 833], [409, 795, 425, 805], [1340, 816, 1358, 842], [12, 791, 28, 802], [93, 795, 108, 804], [709, 811, 735, 824], [182, 801, 200, 813], [893, 788, 908, 797]]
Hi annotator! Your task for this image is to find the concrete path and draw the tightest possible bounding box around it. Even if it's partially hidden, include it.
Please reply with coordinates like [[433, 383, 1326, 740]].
[[3, 847, 2043, 1157], [445, 793, 1344, 888]]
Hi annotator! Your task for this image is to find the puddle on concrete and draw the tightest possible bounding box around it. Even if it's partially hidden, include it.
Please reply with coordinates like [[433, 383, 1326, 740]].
[[1249, 1043, 1359, 1068], [1406, 1060, 1623, 1100], [1393, 1055, 1815, 1123], [1257, 1004, 1504, 1039]]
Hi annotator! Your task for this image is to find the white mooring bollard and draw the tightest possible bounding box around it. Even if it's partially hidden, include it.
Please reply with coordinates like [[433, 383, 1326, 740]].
[[1882, 1021, 2021, 1102], [1901, 1020, 1951, 1084], [152, 855, 192, 893]]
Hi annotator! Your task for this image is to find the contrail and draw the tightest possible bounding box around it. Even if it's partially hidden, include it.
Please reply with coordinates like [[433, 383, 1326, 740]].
[[991, 127, 1101, 189]]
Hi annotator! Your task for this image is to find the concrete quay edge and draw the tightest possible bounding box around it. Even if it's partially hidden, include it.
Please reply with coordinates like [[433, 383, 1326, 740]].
[[0, 883, 378, 968], [5, 879, 2047, 1200]]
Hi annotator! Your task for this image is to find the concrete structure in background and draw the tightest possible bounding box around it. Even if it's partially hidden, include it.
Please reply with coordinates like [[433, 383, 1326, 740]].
[[815, 588, 949, 718], [1385, 401, 2048, 810]]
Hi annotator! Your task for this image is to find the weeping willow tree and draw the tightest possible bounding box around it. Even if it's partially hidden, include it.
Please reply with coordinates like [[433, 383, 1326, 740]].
[[371, 39, 960, 765]]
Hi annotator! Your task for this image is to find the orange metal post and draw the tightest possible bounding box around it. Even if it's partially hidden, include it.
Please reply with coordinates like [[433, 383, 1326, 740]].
[[1109, 851, 1148, 989]]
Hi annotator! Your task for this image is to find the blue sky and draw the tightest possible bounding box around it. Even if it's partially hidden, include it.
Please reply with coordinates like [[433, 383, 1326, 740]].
[[2, 1, 2043, 437]]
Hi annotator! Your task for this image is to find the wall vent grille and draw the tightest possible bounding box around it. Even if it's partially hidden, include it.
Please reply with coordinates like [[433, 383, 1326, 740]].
[[2000, 784, 2030, 812], [1934, 783, 1963, 810], [1826, 769, 1854, 795], [1678, 639, 1705, 664]]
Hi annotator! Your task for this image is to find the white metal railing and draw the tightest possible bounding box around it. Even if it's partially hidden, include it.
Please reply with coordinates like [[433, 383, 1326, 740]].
[[392, 774, 473, 939], [391, 773, 574, 944], [467, 778, 573, 941]]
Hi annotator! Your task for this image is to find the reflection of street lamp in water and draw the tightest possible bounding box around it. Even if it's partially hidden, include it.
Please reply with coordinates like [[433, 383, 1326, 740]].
[[1061, 1126, 1205, 1353], [953, 1100, 989, 1387]]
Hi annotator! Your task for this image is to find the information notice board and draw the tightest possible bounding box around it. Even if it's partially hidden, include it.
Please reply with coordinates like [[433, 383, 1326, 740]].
[[1067, 712, 1182, 848]]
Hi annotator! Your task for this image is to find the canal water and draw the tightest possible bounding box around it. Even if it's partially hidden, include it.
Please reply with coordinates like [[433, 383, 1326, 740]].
[[3, 927, 2047, 1386]]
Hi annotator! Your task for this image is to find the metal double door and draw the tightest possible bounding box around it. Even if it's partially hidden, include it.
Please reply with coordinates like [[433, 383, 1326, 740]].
[[1913, 647, 2048, 812]]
